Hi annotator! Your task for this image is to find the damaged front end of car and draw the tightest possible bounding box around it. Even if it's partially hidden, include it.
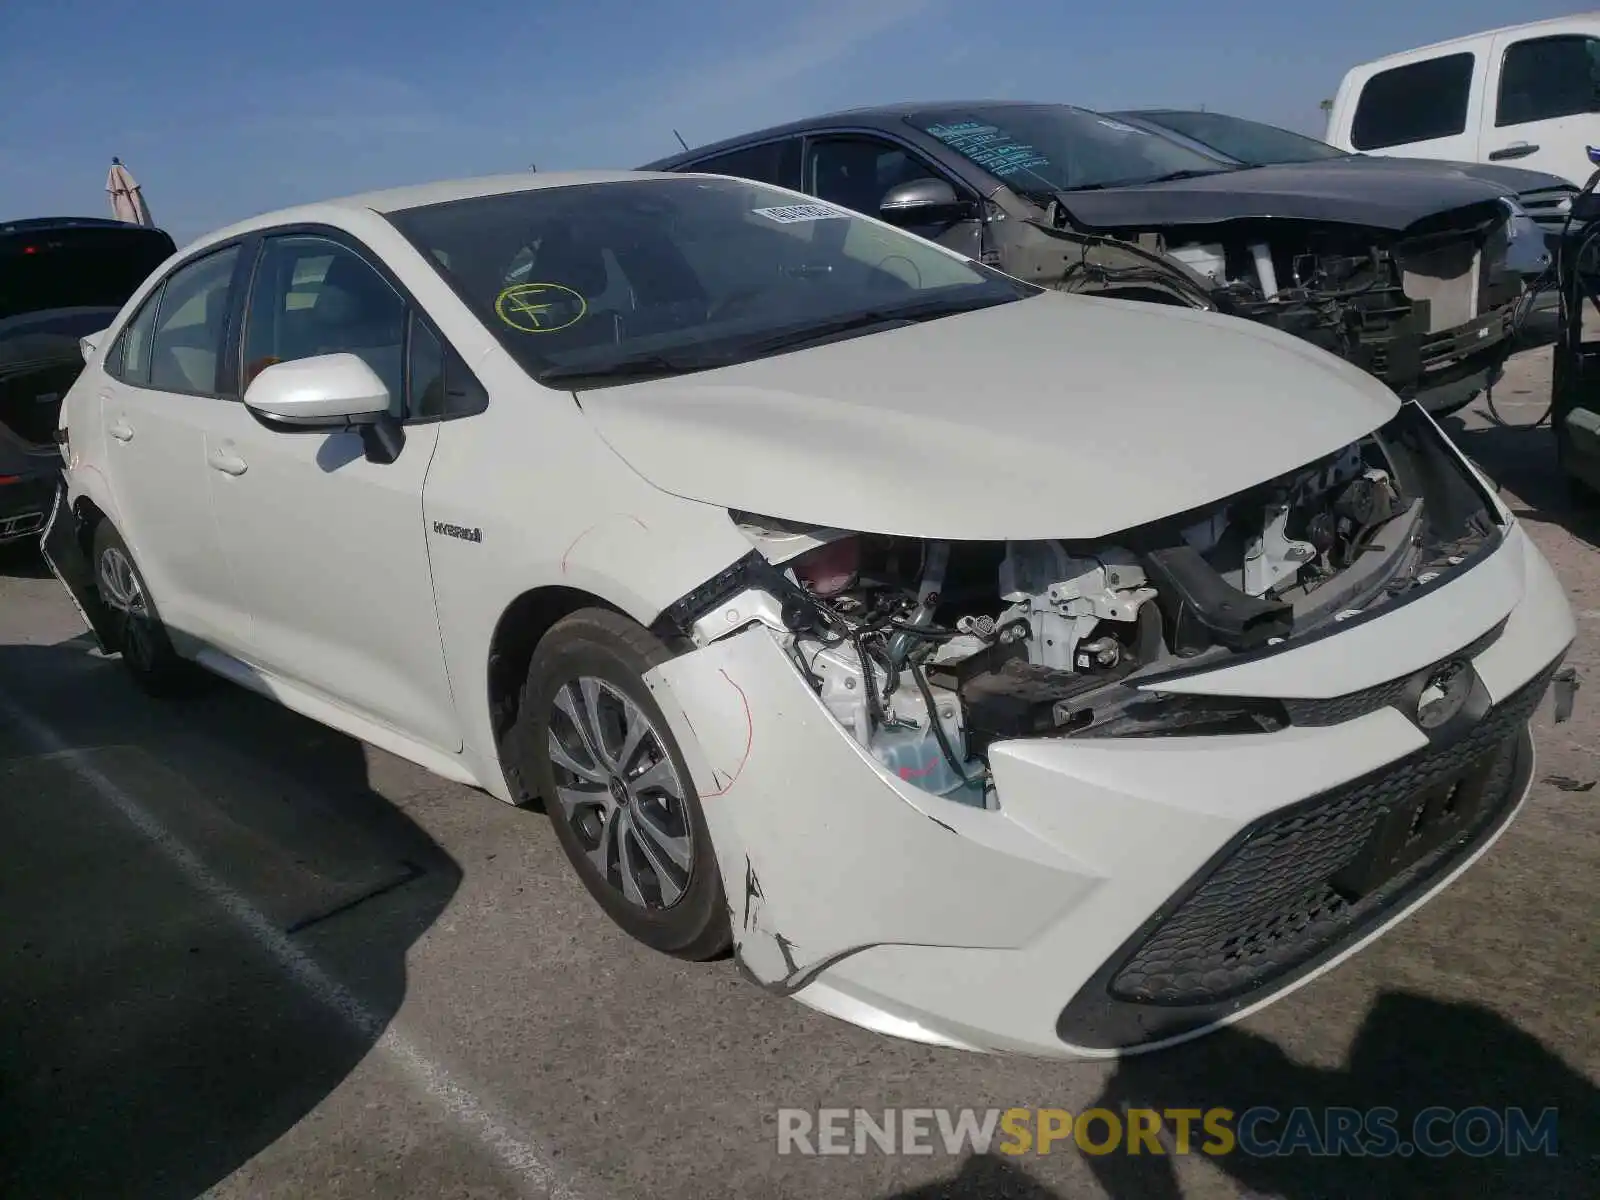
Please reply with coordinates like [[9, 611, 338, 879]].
[[1004, 198, 1524, 412], [635, 398, 1576, 1055], [653, 403, 1504, 809]]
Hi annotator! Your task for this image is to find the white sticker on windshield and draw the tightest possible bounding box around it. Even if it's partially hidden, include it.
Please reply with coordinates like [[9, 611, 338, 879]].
[[1097, 119, 1144, 133], [752, 203, 848, 224]]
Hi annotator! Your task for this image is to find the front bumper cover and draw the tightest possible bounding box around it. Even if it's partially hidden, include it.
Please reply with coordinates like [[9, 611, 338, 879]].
[[1057, 669, 1544, 1051], [38, 479, 116, 651], [643, 521, 1574, 1059]]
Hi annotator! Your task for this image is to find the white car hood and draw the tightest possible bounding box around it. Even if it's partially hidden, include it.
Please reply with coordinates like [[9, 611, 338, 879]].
[[577, 291, 1401, 541]]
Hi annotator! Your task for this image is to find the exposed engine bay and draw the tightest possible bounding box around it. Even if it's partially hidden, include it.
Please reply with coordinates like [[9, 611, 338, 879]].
[[655, 404, 1502, 809], [1007, 201, 1523, 408]]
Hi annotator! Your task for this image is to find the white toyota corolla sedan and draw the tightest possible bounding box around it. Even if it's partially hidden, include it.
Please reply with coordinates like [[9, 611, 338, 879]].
[[45, 170, 1577, 1058]]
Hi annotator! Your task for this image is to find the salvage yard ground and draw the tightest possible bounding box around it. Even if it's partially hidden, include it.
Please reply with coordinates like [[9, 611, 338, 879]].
[[1, 346, 1596, 1200]]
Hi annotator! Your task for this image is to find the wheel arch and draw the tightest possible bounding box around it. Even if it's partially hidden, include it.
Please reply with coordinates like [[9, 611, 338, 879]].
[[66, 464, 122, 558], [485, 584, 637, 801], [72, 494, 110, 557]]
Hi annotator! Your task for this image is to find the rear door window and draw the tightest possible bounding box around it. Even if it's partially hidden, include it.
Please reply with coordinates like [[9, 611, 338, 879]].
[[1351, 52, 1476, 149], [1496, 35, 1600, 126], [688, 139, 802, 189], [145, 245, 240, 396], [108, 288, 163, 385]]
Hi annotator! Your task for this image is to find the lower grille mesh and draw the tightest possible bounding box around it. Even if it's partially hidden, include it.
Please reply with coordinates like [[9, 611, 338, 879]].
[[1109, 661, 1556, 1007]]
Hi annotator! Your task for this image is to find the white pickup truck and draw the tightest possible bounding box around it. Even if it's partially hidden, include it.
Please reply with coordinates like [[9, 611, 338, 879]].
[[1325, 14, 1600, 191]]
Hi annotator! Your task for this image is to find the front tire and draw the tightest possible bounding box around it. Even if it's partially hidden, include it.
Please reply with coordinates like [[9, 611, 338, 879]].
[[91, 522, 191, 696], [515, 608, 730, 960]]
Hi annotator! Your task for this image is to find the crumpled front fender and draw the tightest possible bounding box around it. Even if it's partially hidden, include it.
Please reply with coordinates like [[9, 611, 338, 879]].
[[642, 627, 1094, 990]]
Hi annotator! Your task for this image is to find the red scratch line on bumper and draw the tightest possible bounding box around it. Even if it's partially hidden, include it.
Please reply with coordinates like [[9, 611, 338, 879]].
[[702, 668, 753, 798]]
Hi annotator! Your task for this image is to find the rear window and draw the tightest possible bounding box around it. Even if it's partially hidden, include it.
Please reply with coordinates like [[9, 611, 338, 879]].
[[1351, 53, 1475, 150], [1142, 111, 1349, 165], [0, 225, 175, 322]]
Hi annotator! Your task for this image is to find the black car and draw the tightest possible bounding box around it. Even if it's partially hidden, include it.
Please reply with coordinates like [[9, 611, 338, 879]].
[[643, 100, 1532, 414], [1109, 108, 1576, 271], [0, 217, 175, 545]]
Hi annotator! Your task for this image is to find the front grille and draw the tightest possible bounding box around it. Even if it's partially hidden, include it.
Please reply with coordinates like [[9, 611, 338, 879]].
[[1284, 619, 1505, 727], [1107, 659, 1556, 1008], [1417, 308, 1513, 370], [1520, 186, 1578, 239]]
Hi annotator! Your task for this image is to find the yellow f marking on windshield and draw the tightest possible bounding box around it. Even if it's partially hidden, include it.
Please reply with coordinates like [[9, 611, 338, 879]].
[[495, 282, 587, 333]]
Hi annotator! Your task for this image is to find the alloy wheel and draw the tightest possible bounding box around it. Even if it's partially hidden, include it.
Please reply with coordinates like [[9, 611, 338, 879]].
[[97, 545, 156, 672], [547, 676, 696, 910]]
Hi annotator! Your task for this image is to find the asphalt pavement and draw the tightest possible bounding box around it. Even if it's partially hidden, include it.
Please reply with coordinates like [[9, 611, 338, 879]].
[[1, 346, 1596, 1199]]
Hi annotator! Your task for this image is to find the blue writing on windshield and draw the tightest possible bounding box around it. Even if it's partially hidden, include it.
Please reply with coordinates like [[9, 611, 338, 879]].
[[923, 121, 1051, 179]]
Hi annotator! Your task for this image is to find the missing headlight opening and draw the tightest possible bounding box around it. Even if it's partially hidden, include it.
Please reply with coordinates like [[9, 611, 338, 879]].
[[655, 405, 1502, 809]]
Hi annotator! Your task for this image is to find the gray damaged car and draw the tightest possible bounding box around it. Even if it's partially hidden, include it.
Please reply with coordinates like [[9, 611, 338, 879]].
[[645, 101, 1533, 415]]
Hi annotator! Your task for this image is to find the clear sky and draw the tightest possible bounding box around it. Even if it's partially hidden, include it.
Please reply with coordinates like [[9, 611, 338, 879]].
[[0, 0, 1588, 244]]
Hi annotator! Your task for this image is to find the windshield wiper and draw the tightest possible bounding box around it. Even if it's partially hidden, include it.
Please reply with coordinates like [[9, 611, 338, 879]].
[[1138, 166, 1243, 184], [539, 295, 1007, 388], [733, 293, 1015, 355], [539, 352, 706, 388]]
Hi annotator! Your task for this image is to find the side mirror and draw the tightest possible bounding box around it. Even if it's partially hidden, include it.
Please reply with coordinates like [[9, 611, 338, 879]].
[[878, 178, 968, 226], [80, 328, 108, 363], [243, 353, 390, 427]]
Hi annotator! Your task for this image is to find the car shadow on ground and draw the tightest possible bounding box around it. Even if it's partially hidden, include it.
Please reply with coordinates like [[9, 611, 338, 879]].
[[0, 539, 53, 579], [0, 635, 463, 1200], [1080, 992, 1597, 1199], [1443, 407, 1600, 550], [877, 993, 1595, 1199]]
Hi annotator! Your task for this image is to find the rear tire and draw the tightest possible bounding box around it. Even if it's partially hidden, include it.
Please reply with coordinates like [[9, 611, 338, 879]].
[[91, 522, 193, 696], [513, 608, 730, 961]]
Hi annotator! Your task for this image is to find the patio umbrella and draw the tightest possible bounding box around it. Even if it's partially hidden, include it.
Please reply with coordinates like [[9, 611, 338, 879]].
[[106, 157, 153, 226]]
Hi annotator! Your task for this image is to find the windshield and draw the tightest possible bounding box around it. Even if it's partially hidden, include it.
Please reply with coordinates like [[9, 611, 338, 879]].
[[386, 176, 1034, 388], [907, 104, 1236, 193], [0, 225, 174, 322], [1138, 112, 1349, 166]]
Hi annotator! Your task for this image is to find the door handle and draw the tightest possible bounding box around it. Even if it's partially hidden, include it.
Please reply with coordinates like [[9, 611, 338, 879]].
[[1487, 143, 1539, 161], [108, 420, 134, 443], [208, 449, 248, 476]]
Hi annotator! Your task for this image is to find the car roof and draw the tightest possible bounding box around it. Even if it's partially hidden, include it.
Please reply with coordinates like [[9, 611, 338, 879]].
[[1112, 109, 1214, 120], [640, 99, 1092, 168], [180, 169, 693, 252], [1352, 12, 1600, 66]]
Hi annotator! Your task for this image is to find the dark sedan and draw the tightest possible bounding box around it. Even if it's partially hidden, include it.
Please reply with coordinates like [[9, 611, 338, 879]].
[[644, 101, 1533, 414]]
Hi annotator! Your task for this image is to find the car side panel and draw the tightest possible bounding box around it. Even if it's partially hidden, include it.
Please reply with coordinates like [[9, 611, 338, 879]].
[[97, 375, 244, 652], [417, 343, 758, 800], [204, 411, 461, 753]]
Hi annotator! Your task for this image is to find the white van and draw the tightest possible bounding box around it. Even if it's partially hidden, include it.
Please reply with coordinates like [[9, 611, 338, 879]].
[[1325, 14, 1600, 189]]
